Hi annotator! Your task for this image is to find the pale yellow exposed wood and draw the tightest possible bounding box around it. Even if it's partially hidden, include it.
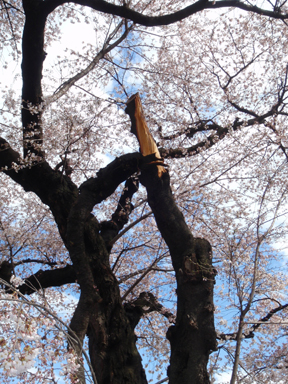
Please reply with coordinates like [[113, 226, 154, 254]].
[[126, 93, 166, 177]]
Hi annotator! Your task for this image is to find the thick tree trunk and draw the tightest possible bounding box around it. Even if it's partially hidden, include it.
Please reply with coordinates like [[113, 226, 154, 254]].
[[66, 155, 148, 384], [0, 136, 148, 383], [22, 0, 48, 157], [143, 172, 217, 384], [126, 94, 217, 384]]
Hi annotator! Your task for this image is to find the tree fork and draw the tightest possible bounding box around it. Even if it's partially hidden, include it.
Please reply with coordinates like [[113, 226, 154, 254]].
[[126, 93, 217, 384], [66, 154, 149, 384]]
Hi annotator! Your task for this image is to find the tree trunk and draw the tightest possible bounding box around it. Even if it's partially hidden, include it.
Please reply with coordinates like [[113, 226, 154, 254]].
[[126, 93, 217, 384], [66, 155, 148, 384]]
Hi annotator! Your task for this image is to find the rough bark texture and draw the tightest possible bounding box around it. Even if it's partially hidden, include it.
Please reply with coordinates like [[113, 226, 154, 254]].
[[2, 0, 287, 382], [142, 171, 217, 384], [0, 0, 239, 381], [126, 94, 217, 384], [1, 136, 148, 383], [65, 155, 148, 384]]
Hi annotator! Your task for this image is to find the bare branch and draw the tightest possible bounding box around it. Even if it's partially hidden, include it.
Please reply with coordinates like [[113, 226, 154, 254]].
[[46, 20, 134, 104]]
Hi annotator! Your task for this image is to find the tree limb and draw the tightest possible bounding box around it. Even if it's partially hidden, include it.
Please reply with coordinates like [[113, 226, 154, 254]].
[[218, 302, 288, 341], [47, 20, 134, 104], [100, 175, 139, 252], [43, 0, 288, 26], [124, 291, 175, 330], [17, 265, 77, 295]]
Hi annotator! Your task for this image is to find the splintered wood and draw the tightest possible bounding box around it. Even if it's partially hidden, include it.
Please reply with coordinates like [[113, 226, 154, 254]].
[[126, 93, 166, 178]]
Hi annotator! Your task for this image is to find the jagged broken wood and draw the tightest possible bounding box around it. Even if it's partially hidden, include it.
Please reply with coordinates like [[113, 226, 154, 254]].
[[125, 93, 166, 177]]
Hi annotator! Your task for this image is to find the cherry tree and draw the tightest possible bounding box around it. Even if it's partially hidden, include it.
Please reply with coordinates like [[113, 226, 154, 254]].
[[1, 0, 288, 383]]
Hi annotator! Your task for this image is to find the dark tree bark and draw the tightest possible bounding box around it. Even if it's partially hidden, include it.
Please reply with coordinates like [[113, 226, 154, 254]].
[[18, 265, 77, 294], [126, 94, 217, 384], [4, 0, 285, 382], [1, 132, 149, 383], [22, 0, 48, 157], [65, 153, 149, 384]]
